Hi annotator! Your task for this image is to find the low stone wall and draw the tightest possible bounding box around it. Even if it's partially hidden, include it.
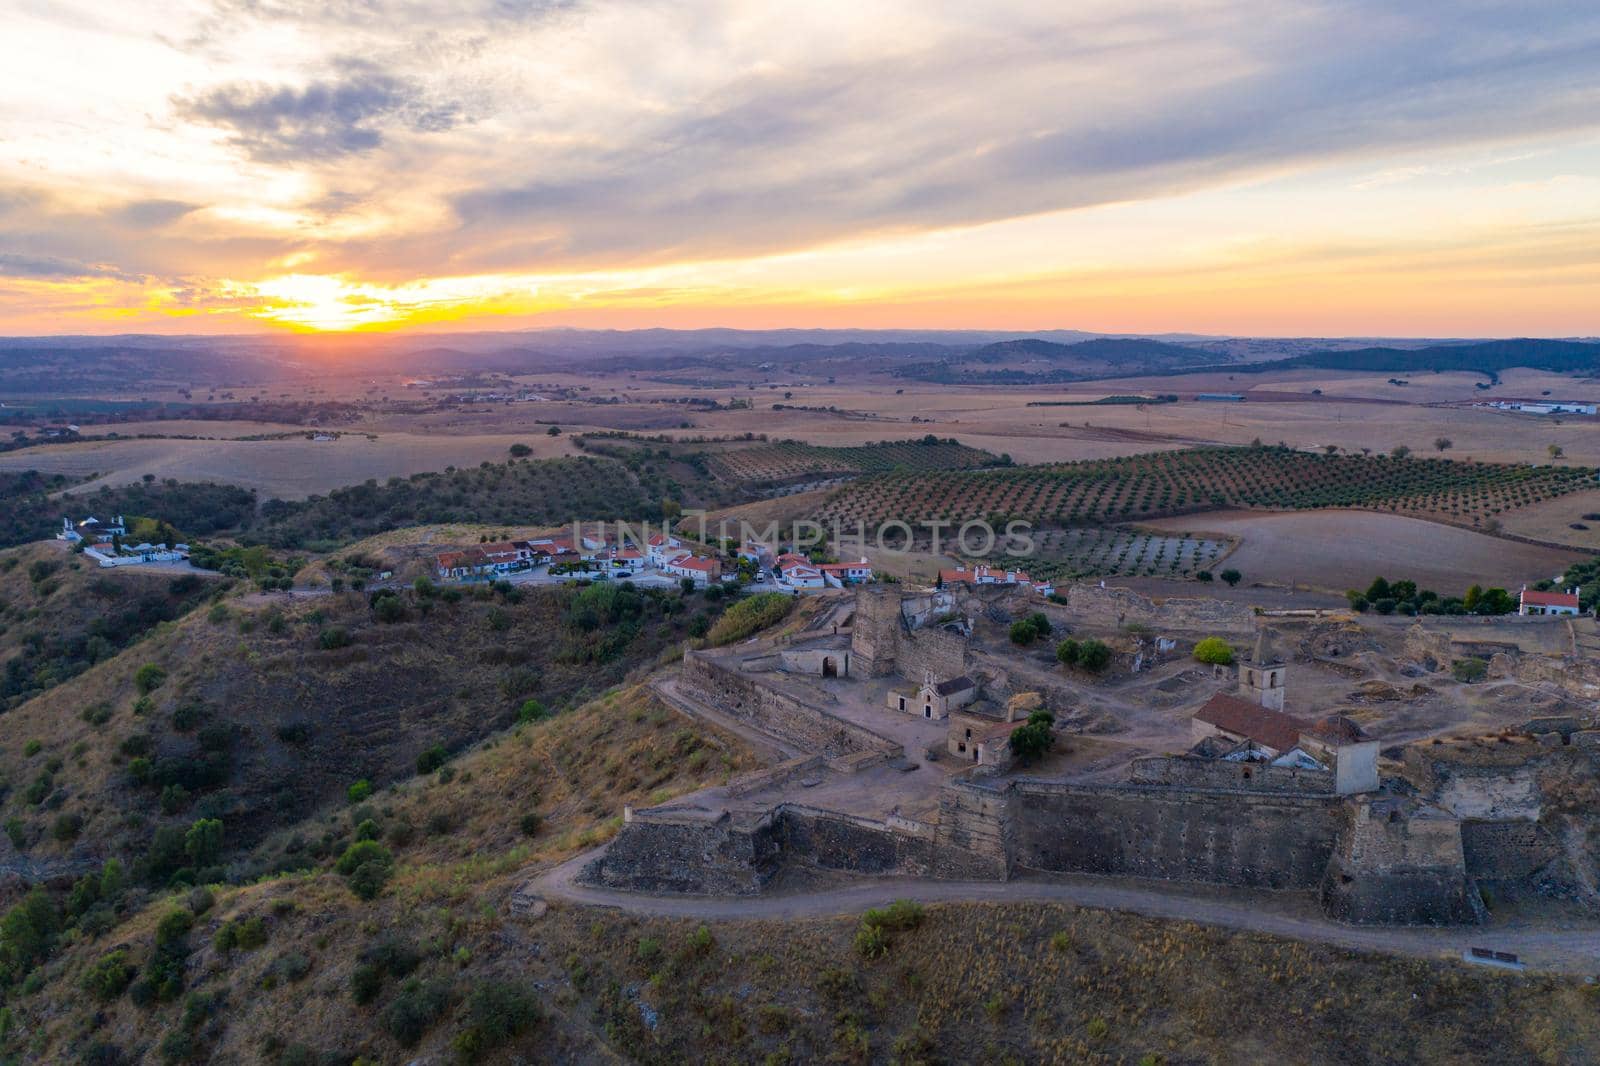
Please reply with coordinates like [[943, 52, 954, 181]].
[[932, 779, 1012, 880], [681, 651, 895, 758], [1130, 755, 1335, 795], [1007, 780, 1342, 890], [725, 755, 826, 798]]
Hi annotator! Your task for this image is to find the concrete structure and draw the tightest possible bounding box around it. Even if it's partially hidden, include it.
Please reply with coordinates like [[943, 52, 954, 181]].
[[57, 515, 124, 544]]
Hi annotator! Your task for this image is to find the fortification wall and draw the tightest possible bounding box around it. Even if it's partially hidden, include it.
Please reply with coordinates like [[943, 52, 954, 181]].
[[1059, 585, 1256, 634], [583, 812, 780, 895], [896, 627, 968, 685], [849, 586, 904, 677], [932, 780, 1011, 880], [1007, 781, 1341, 889], [1461, 820, 1562, 880], [775, 806, 932, 877], [680, 652, 893, 758], [1130, 755, 1335, 795], [1513, 655, 1600, 700], [1320, 804, 1484, 925]]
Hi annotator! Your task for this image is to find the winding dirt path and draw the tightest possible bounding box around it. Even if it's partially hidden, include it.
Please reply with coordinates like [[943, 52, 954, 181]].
[[517, 849, 1600, 976]]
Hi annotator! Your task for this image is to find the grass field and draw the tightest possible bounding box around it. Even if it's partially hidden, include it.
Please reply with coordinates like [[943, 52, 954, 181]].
[[971, 526, 1233, 583]]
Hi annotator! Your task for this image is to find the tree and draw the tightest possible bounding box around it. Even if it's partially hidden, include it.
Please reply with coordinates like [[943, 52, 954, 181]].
[[1009, 620, 1039, 645], [1196, 570, 1213, 582], [1365, 576, 1391, 602], [134, 663, 167, 695], [1192, 637, 1233, 665], [508, 443, 532, 458], [1390, 445, 1411, 459], [1055, 639, 1080, 666], [1219, 569, 1241, 587], [1434, 437, 1453, 452], [1077, 639, 1112, 672], [1548, 444, 1565, 460], [1009, 713, 1055, 764], [1463, 584, 1482, 613], [1026, 612, 1051, 638], [183, 818, 223, 868], [546, 425, 561, 436]]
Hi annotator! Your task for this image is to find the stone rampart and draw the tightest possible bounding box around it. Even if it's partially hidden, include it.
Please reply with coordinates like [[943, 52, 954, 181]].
[[583, 810, 779, 895], [896, 626, 968, 685], [1461, 820, 1562, 881], [680, 651, 895, 758], [1059, 584, 1256, 634], [775, 805, 932, 877], [1130, 755, 1335, 795], [1320, 802, 1484, 925], [1007, 780, 1342, 890]]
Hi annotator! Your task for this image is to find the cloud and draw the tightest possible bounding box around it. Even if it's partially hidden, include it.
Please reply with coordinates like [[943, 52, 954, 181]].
[[174, 65, 462, 163], [110, 199, 202, 228], [0, 253, 145, 282]]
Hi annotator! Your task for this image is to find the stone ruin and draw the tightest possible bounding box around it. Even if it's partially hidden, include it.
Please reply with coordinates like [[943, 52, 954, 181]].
[[583, 586, 1589, 927]]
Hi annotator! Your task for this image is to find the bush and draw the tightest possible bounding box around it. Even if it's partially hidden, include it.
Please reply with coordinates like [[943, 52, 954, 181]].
[[347, 779, 373, 803], [1452, 658, 1489, 683], [1219, 569, 1241, 587], [516, 699, 547, 724], [854, 922, 889, 959], [508, 443, 532, 458], [706, 592, 793, 645], [1009, 620, 1038, 645], [134, 664, 167, 694], [519, 812, 542, 837], [452, 980, 542, 1060], [81, 949, 136, 1000], [1010, 719, 1054, 763], [383, 977, 452, 1046], [213, 916, 268, 953], [415, 744, 448, 775], [155, 908, 194, 947], [1192, 637, 1234, 666], [183, 818, 223, 867], [52, 812, 84, 841], [1075, 639, 1112, 672], [319, 627, 351, 650], [336, 840, 395, 900], [351, 962, 384, 1004]]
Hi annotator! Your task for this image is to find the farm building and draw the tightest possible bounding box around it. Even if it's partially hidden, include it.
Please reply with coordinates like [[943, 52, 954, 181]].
[[1519, 587, 1581, 616], [57, 515, 125, 544], [947, 714, 1022, 768]]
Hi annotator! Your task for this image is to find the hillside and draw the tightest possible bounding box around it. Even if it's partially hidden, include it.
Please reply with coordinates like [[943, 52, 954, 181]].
[[0, 543, 223, 711], [1158, 338, 1600, 384], [2, 673, 1592, 1063], [0, 477, 257, 551], [0, 578, 733, 879], [895, 337, 1218, 384]]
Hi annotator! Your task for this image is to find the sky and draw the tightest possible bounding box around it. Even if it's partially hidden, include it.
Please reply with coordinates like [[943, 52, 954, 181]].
[[2, 0, 1599, 337]]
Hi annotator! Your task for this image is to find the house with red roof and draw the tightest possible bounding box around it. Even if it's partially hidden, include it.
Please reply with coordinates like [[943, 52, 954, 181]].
[[819, 558, 875, 586], [937, 563, 1053, 597], [436, 548, 491, 581], [664, 554, 722, 586], [1518, 586, 1581, 616], [774, 552, 825, 588]]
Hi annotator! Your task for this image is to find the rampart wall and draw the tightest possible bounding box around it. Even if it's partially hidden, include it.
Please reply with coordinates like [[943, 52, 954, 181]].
[[1321, 804, 1484, 925], [1006, 780, 1342, 889], [680, 651, 895, 758], [584, 810, 779, 895], [896, 627, 968, 685], [1461, 820, 1562, 881], [1058, 585, 1256, 634], [1130, 755, 1335, 795]]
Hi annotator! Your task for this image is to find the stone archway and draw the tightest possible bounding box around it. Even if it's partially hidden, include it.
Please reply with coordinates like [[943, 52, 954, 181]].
[[822, 656, 837, 678]]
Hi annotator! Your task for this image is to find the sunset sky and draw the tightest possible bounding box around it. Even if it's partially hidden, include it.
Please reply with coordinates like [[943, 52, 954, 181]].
[[3, 1, 1598, 336]]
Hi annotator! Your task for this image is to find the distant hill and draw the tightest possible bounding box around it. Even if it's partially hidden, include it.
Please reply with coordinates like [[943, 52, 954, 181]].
[[897, 336, 1218, 383], [1178, 338, 1600, 383], [968, 337, 1204, 364]]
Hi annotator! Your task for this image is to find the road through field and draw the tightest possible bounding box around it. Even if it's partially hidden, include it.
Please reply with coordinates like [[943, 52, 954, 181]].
[[519, 849, 1600, 975]]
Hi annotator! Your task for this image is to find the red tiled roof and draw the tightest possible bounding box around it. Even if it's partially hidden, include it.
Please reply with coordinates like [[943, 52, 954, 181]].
[[1193, 693, 1309, 754], [672, 555, 720, 572], [1304, 713, 1369, 745], [1521, 589, 1579, 608], [437, 549, 488, 570]]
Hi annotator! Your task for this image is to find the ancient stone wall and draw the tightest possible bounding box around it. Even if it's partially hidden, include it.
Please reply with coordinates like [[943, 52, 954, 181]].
[[1058, 584, 1256, 634], [931, 780, 1011, 879], [583, 811, 780, 895], [849, 586, 903, 676], [896, 627, 969, 685], [1513, 655, 1600, 700], [775, 806, 932, 877], [1006, 781, 1342, 890], [680, 652, 894, 757], [1320, 803, 1484, 925], [1461, 820, 1562, 880], [1129, 755, 1336, 795]]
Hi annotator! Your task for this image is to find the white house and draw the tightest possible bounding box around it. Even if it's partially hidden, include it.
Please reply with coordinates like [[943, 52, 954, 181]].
[[58, 515, 125, 544], [1519, 586, 1581, 616], [937, 563, 1052, 597], [647, 532, 685, 567], [85, 541, 189, 568], [775, 553, 825, 588], [664, 554, 722, 585], [819, 558, 875, 586]]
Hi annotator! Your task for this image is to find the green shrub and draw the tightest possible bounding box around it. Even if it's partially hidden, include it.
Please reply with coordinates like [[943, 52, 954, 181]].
[[336, 841, 395, 900], [854, 922, 889, 959], [1077, 639, 1112, 672], [214, 916, 268, 953], [347, 779, 373, 803], [184, 818, 223, 867], [382, 977, 452, 1046], [519, 812, 542, 837], [1192, 637, 1234, 666], [452, 980, 541, 1060], [1452, 658, 1489, 683], [52, 812, 83, 841], [134, 664, 167, 694], [707, 592, 793, 645], [415, 744, 448, 775], [351, 962, 384, 1004], [516, 699, 547, 724], [81, 949, 136, 1000], [1055, 639, 1080, 666], [155, 909, 194, 947], [22, 739, 41, 757], [319, 626, 352, 650]]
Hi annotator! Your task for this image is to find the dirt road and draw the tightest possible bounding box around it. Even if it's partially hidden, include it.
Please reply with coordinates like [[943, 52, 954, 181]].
[[518, 850, 1600, 976]]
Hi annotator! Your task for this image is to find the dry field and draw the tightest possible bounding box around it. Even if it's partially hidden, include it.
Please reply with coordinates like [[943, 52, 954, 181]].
[[1145, 509, 1582, 593], [0, 430, 581, 499]]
